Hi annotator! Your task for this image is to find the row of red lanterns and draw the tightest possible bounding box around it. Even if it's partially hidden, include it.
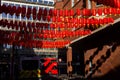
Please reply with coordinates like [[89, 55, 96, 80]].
[[0, 27, 91, 40], [38, 30, 91, 39], [0, 17, 114, 34], [0, 4, 53, 20], [0, 30, 70, 48], [50, 17, 114, 28], [92, 0, 120, 8], [76, 8, 120, 16], [0, 19, 50, 32], [0, 39, 70, 48], [1, 4, 120, 19]]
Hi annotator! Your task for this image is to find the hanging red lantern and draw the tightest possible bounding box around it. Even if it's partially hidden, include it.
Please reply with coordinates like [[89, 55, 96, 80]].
[[47, 15, 51, 22], [33, 7, 37, 20], [52, 16, 56, 22], [49, 9, 53, 16], [69, 9, 74, 16], [59, 9, 64, 16], [16, 6, 21, 16], [12, 6, 16, 15], [108, 8, 113, 16], [97, 8, 103, 16], [8, 5, 13, 15], [37, 8, 42, 20], [21, 6, 26, 18], [76, 9, 81, 16], [108, 17, 114, 23], [82, 9, 87, 17], [91, 9, 96, 16], [64, 9, 69, 16], [53, 9, 58, 16], [14, 20, 18, 30], [103, 8, 109, 15], [103, 18, 108, 24], [42, 16, 46, 21], [10, 20, 14, 29], [2, 4, 7, 14], [112, 8, 117, 16], [99, 18, 104, 26], [26, 7, 31, 19], [86, 19, 90, 27], [94, 19, 99, 27], [57, 17, 62, 22], [44, 8, 47, 16]]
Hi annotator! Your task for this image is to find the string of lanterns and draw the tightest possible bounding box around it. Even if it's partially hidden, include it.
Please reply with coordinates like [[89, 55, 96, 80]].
[[1, 4, 120, 19], [0, 30, 70, 48], [0, 2, 117, 48]]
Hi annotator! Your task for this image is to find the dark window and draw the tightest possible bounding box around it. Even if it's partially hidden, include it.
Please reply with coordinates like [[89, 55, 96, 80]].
[[22, 60, 38, 70]]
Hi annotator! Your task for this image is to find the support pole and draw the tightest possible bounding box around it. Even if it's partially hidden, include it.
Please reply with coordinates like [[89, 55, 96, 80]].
[[67, 47, 72, 78], [10, 44, 15, 80]]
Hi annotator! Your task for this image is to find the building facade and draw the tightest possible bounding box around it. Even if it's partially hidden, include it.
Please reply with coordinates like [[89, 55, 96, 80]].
[[0, 0, 60, 80], [55, 0, 120, 79]]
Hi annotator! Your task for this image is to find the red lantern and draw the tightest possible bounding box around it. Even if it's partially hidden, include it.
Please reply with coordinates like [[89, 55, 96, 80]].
[[59, 9, 64, 16], [47, 15, 51, 22], [49, 9, 53, 16], [26, 7, 31, 19], [8, 5, 12, 15], [33, 7, 37, 20], [2, 4, 7, 14], [69, 9, 74, 16], [52, 16, 56, 22], [44, 8, 47, 16], [53, 9, 58, 16], [86, 19, 90, 27], [12, 6, 16, 15], [42, 16, 46, 21], [16, 6, 21, 16], [64, 9, 69, 16], [97, 8, 103, 16], [21, 6, 26, 18], [76, 9, 81, 15], [82, 9, 87, 16], [91, 9, 96, 16], [103, 8, 108, 15]]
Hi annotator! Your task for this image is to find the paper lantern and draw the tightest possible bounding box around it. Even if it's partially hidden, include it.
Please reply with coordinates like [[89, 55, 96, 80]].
[[49, 9, 53, 16], [69, 9, 74, 16], [16, 6, 21, 16], [21, 6, 26, 18], [44, 8, 47, 16], [97, 8, 103, 16], [64, 9, 69, 16], [76, 9, 81, 15], [33, 7, 37, 20], [53, 9, 58, 16], [91, 9, 96, 16], [59, 9, 64, 16], [26, 7, 31, 19]]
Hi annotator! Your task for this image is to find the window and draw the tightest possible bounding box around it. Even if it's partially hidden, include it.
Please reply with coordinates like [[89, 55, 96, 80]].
[[49, 1, 54, 5], [57, 0, 62, 2], [27, 0, 32, 2], [33, 0, 37, 2], [39, 0, 43, 3], [44, 0, 48, 5], [22, 60, 38, 70]]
